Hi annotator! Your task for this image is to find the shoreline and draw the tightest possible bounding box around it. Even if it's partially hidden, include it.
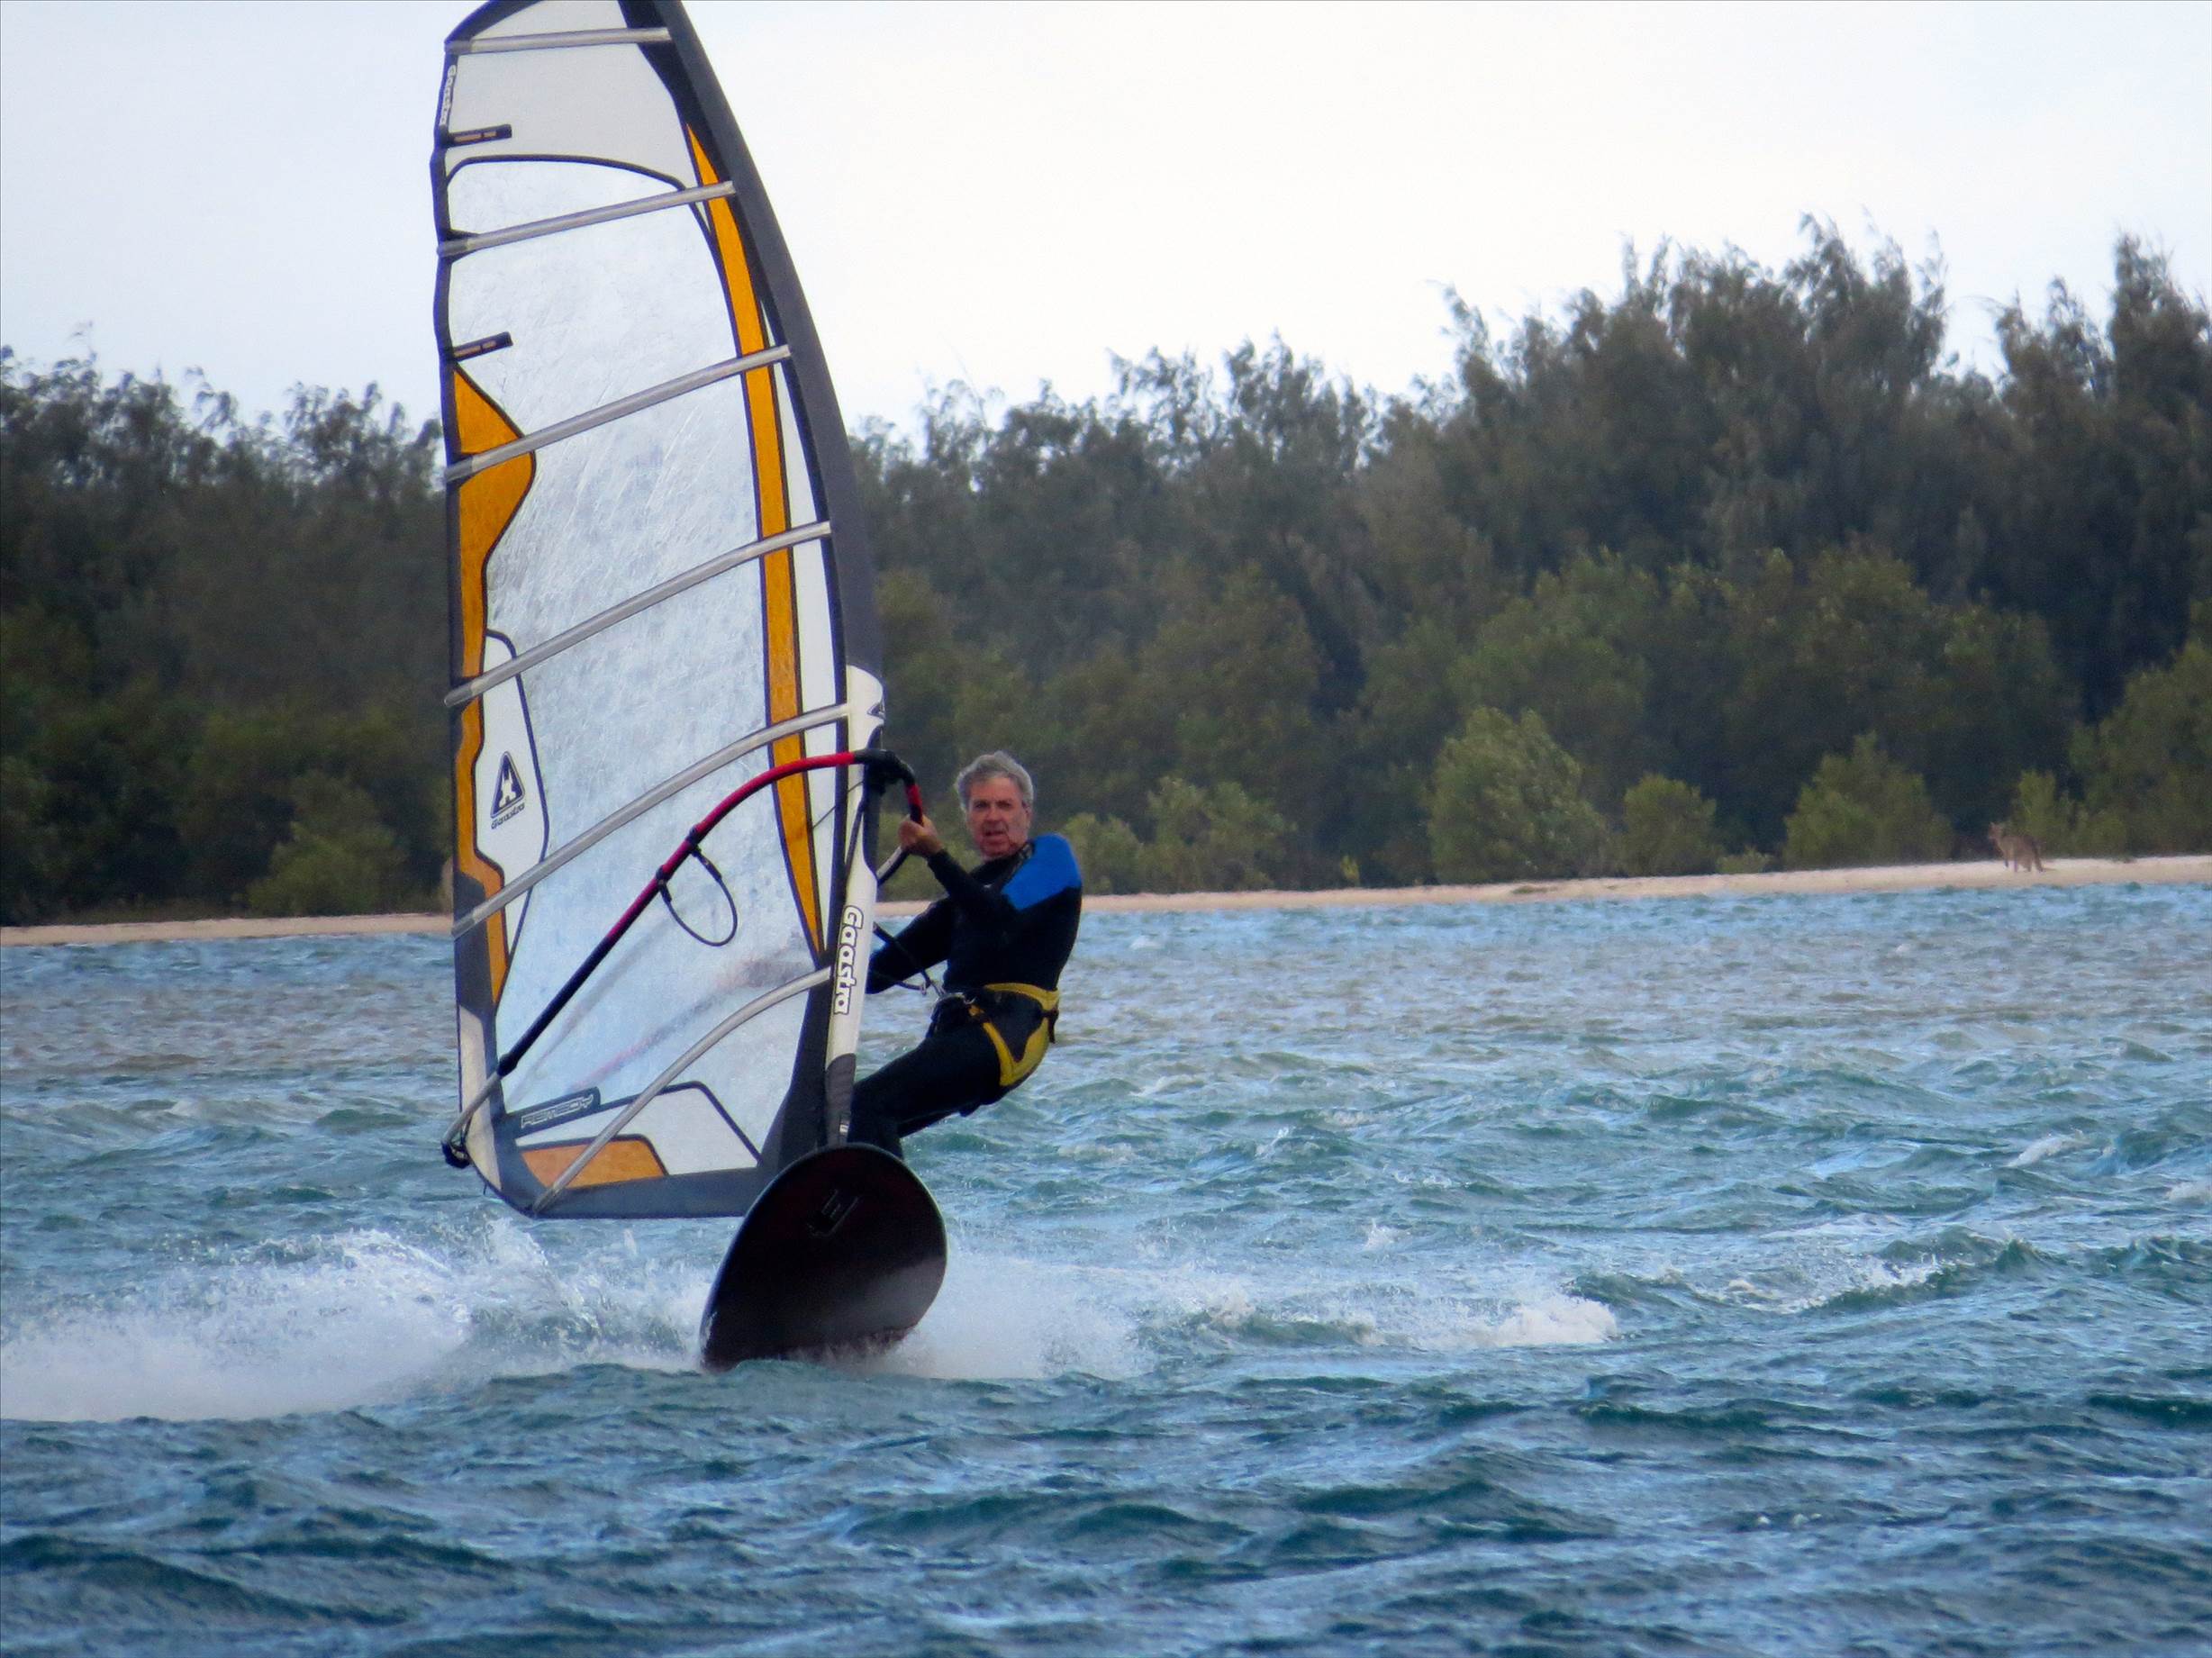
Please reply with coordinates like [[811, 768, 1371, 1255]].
[[5, 855, 2206, 948]]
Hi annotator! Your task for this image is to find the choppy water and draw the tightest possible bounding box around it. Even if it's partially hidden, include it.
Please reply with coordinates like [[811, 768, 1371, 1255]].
[[4, 884, 2209, 1656]]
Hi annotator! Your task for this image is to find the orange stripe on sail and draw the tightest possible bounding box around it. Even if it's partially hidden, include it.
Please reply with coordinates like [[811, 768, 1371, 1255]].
[[688, 129, 822, 955], [449, 367, 535, 1002], [521, 1137, 666, 1190]]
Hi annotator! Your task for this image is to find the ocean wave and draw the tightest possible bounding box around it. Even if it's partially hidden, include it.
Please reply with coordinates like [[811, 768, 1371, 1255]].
[[1558, 1226, 2064, 1321], [2007, 1131, 2090, 1168]]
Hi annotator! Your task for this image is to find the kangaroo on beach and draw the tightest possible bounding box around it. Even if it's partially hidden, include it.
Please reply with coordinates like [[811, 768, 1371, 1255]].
[[1989, 823, 2045, 873]]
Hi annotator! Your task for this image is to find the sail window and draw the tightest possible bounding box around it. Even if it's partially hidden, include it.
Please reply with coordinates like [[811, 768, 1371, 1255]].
[[530, 967, 833, 1210]]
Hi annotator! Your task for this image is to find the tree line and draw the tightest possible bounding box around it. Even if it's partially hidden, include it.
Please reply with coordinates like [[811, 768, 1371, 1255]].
[[863, 227, 2209, 892], [3, 225, 2207, 922], [2, 361, 448, 921]]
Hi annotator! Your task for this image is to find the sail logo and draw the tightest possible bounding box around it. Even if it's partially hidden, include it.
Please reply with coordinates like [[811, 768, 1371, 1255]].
[[512, 1088, 603, 1135], [491, 754, 528, 826], [832, 902, 866, 1015], [806, 1186, 859, 1238]]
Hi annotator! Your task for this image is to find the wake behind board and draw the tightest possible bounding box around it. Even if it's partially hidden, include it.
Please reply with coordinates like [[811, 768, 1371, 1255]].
[[700, 1146, 946, 1371]]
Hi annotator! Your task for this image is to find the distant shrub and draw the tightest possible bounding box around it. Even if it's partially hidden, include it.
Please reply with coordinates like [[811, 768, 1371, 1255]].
[[1059, 811, 1147, 895], [1140, 777, 1291, 893], [2071, 625, 2212, 854], [2007, 769, 2068, 851], [1620, 774, 1722, 875], [180, 702, 445, 906], [1428, 708, 1609, 883], [1781, 736, 1951, 869], [1717, 848, 1774, 876], [246, 775, 411, 917], [2007, 769, 2125, 858]]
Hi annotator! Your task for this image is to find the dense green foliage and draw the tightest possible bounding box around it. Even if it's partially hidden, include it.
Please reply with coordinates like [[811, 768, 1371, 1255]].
[[4, 226, 2207, 920], [1059, 777, 1296, 896], [857, 229, 2207, 888], [2070, 611, 2212, 854], [2, 353, 445, 920]]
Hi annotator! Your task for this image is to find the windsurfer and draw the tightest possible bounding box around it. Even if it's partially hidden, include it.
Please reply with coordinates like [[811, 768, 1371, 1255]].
[[851, 752, 1082, 1156]]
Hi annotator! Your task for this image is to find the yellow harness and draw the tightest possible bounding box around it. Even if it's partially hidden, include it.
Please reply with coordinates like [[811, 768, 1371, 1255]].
[[962, 983, 1061, 1089]]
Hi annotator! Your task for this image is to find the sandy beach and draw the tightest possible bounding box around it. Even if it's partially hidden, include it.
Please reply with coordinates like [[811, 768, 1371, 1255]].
[[5, 854, 2206, 947]]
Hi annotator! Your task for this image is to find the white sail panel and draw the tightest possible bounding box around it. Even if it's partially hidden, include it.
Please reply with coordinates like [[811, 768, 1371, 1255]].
[[448, 184, 758, 438], [476, 0, 626, 37], [443, 154, 683, 242], [440, 14, 694, 188]]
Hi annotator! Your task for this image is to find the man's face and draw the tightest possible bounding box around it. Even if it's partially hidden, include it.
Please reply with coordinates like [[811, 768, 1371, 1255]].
[[965, 775, 1032, 860]]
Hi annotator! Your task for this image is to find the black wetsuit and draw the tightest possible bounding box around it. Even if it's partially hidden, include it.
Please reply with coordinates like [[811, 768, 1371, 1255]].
[[849, 833, 1083, 1156]]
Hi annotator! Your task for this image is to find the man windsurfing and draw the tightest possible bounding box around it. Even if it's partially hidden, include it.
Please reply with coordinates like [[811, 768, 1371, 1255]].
[[852, 752, 1081, 1155]]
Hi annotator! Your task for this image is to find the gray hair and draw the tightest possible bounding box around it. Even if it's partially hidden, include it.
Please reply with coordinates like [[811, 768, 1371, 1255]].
[[956, 751, 1034, 811]]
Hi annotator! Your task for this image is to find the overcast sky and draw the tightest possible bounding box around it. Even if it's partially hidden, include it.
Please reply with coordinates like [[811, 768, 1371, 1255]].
[[2, 1, 2206, 434]]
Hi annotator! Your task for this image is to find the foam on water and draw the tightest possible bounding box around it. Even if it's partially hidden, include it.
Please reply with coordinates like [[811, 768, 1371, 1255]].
[[909, 1237, 1620, 1373], [877, 1250, 1150, 1382], [1, 1236, 473, 1423], [0, 1217, 704, 1423], [0, 1219, 1623, 1419], [1478, 1292, 1620, 1347]]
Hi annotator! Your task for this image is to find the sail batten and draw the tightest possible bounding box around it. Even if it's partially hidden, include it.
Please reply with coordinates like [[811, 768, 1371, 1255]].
[[449, 26, 672, 56], [436, 0, 884, 1222], [448, 331, 514, 361], [440, 179, 737, 257], [443, 345, 793, 484]]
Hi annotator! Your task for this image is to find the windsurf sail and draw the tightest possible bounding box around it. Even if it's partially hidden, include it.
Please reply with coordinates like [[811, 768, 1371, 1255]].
[[431, 0, 885, 1219]]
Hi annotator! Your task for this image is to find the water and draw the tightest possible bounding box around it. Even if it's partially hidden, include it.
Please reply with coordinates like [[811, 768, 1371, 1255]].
[[4, 884, 2208, 1656]]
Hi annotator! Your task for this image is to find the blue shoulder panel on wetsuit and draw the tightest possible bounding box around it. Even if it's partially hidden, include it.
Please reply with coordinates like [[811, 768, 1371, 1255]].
[[1003, 834, 1081, 911]]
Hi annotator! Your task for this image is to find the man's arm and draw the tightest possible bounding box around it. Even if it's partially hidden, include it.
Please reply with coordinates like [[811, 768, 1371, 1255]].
[[921, 847, 1017, 933]]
